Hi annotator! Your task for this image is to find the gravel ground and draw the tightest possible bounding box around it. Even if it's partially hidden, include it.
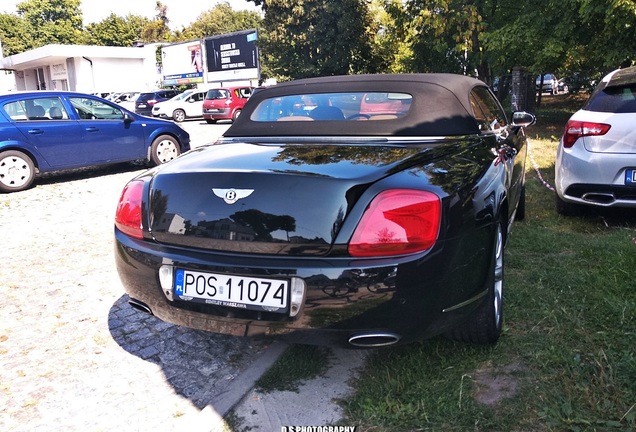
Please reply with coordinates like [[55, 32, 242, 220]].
[[0, 121, 277, 431]]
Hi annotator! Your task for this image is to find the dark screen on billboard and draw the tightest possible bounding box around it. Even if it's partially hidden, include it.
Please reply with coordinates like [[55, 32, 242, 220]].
[[205, 30, 258, 73]]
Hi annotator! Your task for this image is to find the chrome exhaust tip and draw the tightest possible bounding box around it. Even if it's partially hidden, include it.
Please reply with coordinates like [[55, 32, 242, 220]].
[[128, 298, 153, 315], [348, 332, 401, 348], [581, 192, 615, 205]]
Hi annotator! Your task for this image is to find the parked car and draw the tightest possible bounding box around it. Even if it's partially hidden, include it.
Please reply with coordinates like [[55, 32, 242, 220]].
[[557, 78, 569, 94], [250, 86, 271, 97], [536, 73, 559, 94], [114, 74, 535, 348], [492, 77, 500, 93], [555, 66, 636, 214], [135, 89, 181, 116], [0, 91, 190, 192], [202, 86, 252, 123], [114, 92, 139, 103], [115, 92, 140, 111], [151, 88, 207, 122]]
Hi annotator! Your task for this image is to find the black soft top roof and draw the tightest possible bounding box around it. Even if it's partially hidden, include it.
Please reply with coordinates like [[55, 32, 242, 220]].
[[224, 73, 488, 137]]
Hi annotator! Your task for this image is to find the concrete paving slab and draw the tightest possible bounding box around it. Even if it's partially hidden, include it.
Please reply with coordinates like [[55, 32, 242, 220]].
[[226, 346, 369, 431]]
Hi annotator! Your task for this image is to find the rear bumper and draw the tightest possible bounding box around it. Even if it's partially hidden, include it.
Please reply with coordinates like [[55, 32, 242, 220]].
[[202, 108, 231, 120], [555, 140, 636, 207], [114, 224, 494, 347]]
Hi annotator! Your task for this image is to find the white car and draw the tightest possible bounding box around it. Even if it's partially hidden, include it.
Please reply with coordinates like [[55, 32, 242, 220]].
[[151, 89, 207, 122], [536, 74, 559, 94], [555, 66, 636, 214]]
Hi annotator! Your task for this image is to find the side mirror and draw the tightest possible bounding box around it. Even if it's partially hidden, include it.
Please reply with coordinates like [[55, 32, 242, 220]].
[[511, 111, 536, 127], [123, 112, 134, 123]]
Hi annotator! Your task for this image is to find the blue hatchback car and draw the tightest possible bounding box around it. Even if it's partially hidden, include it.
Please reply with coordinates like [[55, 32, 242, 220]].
[[0, 91, 191, 192]]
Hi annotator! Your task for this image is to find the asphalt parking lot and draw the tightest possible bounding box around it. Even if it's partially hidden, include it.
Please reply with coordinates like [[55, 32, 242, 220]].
[[0, 120, 273, 431]]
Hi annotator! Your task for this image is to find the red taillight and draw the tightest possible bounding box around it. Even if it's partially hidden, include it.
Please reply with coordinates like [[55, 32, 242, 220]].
[[147, 99, 158, 105], [115, 180, 145, 239], [562, 120, 611, 148], [349, 190, 441, 257]]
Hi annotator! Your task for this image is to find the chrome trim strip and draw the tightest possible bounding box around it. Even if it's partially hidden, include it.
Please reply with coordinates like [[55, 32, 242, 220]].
[[442, 289, 488, 313], [217, 135, 476, 145]]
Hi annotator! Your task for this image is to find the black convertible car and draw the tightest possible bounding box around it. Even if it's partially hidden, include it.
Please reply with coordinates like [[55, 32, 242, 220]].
[[114, 74, 535, 348]]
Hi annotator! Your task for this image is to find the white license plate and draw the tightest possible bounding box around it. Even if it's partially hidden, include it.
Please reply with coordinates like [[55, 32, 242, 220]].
[[137, 104, 147, 108], [174, 269, 288, 313], [626, 169, 636, 185]]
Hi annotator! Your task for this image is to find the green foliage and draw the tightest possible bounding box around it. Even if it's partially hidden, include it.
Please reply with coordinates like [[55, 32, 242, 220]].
[[404, 0, 488, 76], [483, 0, 636, 79], [3, 0, 635, 84], [182, 2, 262, 39], [84, 14, 151, 47], [16, 0, 84, 46], [370, 1, 414, 73], [0, 13, 33, 56], [253, 0, 383, 80]]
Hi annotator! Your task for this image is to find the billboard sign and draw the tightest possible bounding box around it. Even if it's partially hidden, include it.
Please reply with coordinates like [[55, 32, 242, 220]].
[[161, 41, 204, 86], [204, 30, 259, 82]]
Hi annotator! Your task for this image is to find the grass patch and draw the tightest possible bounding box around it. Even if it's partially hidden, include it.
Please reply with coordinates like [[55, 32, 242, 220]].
[[223, 411, 252, 432], [255, 344, 331, 393], [340, 94, 636, 431]]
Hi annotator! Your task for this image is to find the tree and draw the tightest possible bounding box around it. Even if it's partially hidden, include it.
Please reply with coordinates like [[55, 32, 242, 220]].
[[182, 2, 262, 39], [249, 0, 382, 80], [16, 0, 83, 47], [395, 0, 497, 80], [370, 0, 413, 73], [385, 0, 635, 90], [140, 1, 171, 42], [565, 0, 636, 70], [0, 13, 34, 56], [84, 14, 150, 47]]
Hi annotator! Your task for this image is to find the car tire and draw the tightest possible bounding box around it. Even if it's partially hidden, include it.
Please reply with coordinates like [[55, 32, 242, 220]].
[[205, 119, 216, 124], [555, 193, 581, 216], [232, 109, 241, 122], [0, 150, 36, 193], [150, 135, 181, 166], [172, 109, 186, 122], [445, 220, 504, 344], [515, 185, 526, 221]]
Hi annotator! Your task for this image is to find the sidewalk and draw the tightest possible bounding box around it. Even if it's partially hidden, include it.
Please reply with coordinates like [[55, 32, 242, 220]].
[[190, 342, 369, 431], [0, 121, 370, 432]]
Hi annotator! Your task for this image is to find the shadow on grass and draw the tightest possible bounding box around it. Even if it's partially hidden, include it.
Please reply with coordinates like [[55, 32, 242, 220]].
[[530, 93, 589, 141]]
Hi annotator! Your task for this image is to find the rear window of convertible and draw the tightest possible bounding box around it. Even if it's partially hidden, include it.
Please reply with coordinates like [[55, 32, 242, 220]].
[[250, 92, 413, 122]]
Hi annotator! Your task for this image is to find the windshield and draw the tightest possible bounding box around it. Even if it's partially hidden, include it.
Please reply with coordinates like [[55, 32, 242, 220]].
[[171, 90, 193, 101], [206, 89, 230, 100]]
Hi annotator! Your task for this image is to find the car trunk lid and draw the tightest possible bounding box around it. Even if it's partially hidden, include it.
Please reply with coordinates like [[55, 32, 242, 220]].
[[575, 110, 636, 154], [147, 140, 442, 255]]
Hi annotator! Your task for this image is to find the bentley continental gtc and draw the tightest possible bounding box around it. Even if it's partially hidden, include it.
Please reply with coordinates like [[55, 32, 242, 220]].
[[114, 74, 535, 348]]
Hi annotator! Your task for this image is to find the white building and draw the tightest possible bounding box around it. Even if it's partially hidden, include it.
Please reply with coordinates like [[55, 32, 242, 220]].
[[0, 43, 162, 94]]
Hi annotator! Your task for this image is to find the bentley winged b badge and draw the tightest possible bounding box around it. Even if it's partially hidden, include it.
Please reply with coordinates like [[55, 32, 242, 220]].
[[212, 188, 254, 204]]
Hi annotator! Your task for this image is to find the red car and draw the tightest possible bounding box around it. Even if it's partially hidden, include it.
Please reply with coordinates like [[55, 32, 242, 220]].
[[202, 86, 253, 123]]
